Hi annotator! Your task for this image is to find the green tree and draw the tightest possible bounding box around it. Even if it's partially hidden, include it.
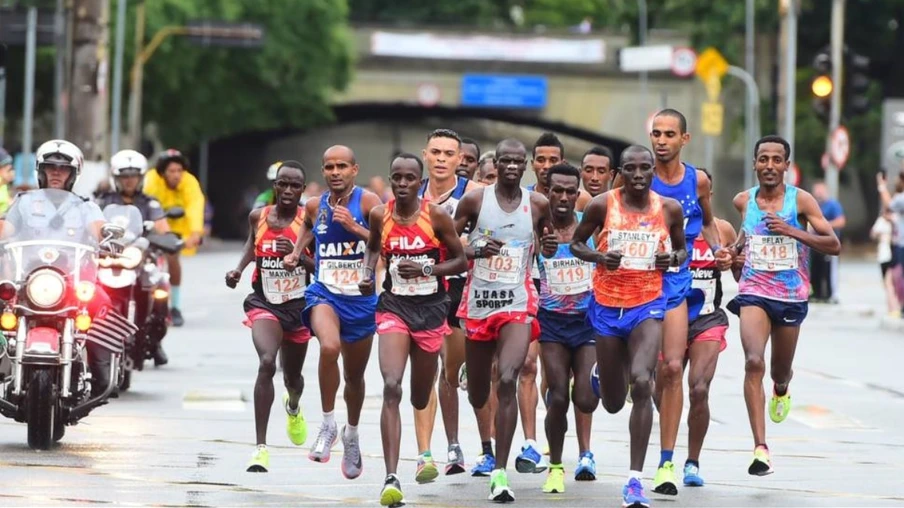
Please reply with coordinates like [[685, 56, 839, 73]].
[[134, 0, 353, 147]]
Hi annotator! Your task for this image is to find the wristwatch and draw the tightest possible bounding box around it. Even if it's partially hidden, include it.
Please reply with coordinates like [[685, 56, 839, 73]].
[[421, 264, 434, 277]]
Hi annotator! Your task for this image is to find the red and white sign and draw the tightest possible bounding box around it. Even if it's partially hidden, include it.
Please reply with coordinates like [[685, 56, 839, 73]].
[[830, 126, 850, 169], [787, 163, 801, 186], [417, 83, 440, 107], [671, 47, 698, 77]]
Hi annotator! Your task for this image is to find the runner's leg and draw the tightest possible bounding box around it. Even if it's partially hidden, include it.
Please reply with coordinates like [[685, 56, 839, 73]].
[[627, 319, 662, 473], [494, 323, 532, 470], [310, 304, 342, 414], [379, 333, 411, 475], [439, 327, 466, 447], [540, 342, 572, 466], [686, 340, 721, 464], [280, 339, 309, 415], [251, 319, 283, 445], [340, 335, 374, 428], [657, 300, 689, 463], [740, 306, 771, 447]]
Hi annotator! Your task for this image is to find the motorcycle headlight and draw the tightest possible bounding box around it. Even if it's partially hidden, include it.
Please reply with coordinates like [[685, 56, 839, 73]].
[[119, 246, 143, 269], [26, 270, 66, 308]]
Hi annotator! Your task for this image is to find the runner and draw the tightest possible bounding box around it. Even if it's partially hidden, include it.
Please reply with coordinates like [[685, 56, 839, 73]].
[[458, 138, 481, 180], [727, 135, 840, 476], [570, 145, 687, 508], [535, 162, 599, 494], [580, 146, 614, 198], [623, 109, 725, 496], [225, 161, 311, 473], [283, 145, 382, 479], [477, 152, 498, 185], [358, 153, 468, 506], [453, 138, 556, 502], [653, 168, 736, 487], [412, 129, 482, 483]]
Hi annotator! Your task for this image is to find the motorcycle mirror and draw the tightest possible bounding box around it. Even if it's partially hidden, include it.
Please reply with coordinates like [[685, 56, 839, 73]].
[[101, 223, 126, 240], [165, 207, 185, 219]]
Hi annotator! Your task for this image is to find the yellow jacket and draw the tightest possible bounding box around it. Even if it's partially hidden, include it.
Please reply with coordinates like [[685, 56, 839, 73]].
[[144, 170, 205, 256]]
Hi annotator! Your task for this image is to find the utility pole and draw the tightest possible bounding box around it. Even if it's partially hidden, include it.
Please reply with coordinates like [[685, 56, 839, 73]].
[[68, 0, 109, 161], [22, 7, 37, 172], [53, 0, 67, 138], [825, 0, 845, 199], [127, 0, 146, 150], [745, 0, 756, 189], [110, 0, 127, 154], [781, 0, 799, 161], [638, 0, 649, 138]]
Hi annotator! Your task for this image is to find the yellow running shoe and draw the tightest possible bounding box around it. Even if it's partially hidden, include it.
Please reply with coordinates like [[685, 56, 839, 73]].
[[652, 460, 678, 495], [284, 393, 307, 446], [416, 452, 439, 484], [748, 446, 774, 476], [542, 466, 565, 494], [246, 445, 269, 472], [769, 387, 791, 423]]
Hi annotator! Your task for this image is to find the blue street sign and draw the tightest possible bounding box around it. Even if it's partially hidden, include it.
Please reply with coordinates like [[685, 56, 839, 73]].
[[460, 74, 548, 109]]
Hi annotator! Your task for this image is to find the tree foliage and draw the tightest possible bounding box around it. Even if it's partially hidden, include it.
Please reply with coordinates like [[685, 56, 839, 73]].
[[130, 0, 354, 147]]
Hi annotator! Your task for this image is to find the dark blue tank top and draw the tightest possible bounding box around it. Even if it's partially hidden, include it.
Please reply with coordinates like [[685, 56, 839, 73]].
[[311, 186, 368, 296], [651, 162, 702, 272]]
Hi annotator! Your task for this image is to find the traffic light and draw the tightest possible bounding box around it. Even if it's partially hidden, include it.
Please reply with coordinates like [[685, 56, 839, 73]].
[[810, 45, 832, 122], [845, 49, 870, 117]]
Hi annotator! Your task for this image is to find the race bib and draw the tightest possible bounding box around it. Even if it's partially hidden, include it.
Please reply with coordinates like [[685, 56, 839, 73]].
[[543, 257, 592, 296], [318, 259, 363, 295], [389, 257, 438, 296], [262, 267, 306, 305], [608, 230, 660, 271], [474, 246, 525, 284], [749, 235, 798, 271], [692, 278, 716, 315]]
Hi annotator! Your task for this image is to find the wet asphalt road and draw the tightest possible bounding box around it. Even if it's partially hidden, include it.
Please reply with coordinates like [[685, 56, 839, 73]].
[[0, 247, 902, 507]]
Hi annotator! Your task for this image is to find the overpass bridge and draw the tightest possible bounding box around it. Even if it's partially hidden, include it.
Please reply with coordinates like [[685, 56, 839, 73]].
[[208, 25, 747, 238]]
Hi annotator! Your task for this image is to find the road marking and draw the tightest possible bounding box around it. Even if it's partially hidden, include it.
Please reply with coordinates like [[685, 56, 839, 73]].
[[788, 404, 874, 430], [182, 389, 247, 412]]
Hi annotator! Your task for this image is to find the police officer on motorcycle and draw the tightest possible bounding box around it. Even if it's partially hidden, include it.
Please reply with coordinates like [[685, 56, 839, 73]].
[[5, 140, 135, 397], [96, 149, 171, 366]]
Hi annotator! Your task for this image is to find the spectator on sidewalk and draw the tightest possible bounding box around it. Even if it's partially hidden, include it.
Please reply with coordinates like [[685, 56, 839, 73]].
[[810, 181, 846, 303], [871, 206, 900, 318]]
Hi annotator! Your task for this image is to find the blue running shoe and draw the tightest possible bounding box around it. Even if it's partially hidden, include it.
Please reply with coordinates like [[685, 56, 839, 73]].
[[471, 454, 496, 477], [515, 442, 546, 473], [574, 451, 596, 481], [622, 478, 650, 507], [683, 462, 704, 487], [591, 363, 601, 400]]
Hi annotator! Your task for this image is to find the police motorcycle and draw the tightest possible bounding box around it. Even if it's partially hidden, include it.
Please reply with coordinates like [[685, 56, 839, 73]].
[[0, 189, 128, 449], [98, 205, 183, 392]]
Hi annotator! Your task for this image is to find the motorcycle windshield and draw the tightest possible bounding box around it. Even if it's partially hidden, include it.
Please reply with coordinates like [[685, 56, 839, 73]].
[[102, 204, 143, 245], [0, 189, 101, 283]]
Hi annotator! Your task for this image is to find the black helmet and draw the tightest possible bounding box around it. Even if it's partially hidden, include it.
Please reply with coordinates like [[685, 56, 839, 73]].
[[154, 148, 189, 174]]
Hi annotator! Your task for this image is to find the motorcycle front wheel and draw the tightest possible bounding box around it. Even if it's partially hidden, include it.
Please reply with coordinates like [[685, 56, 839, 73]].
[[26, 368, 57, 450]]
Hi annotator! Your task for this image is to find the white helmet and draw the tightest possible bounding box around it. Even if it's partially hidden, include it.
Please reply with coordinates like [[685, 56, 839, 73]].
[[36, 139, 84, 190], [266, 161, 282, 181], [111, 149, 148, 176]]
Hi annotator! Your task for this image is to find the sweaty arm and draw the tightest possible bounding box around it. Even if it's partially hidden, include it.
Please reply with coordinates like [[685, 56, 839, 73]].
[[570, 195, 608, 265], [287, 199, 318, 262], [731, 192, 750, 282], [430, 204, 468, 277], [795, 191, 842, 255], [361, 205, 385, 278], [530, 192, 555, 256], [233, 209, 262, 274], [453, 187, 486, 259], [715, 218, 737, 271], [696, 171, 721, 249], [575, 189, 593, 212], [664, 198, 688, 265]]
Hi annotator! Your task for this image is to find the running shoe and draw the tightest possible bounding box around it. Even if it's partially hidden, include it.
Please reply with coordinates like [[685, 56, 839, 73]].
[[622, 478, 650, 507], [471, 454, 496, 477], [574, 451, 597, 481], [542, 465, 565, 494], [590, 362, 601, 399], [170, 308, 184, 327], [246, 445, 269, 473], [769, 386, 792, 423], [308, 420, 338, 463], [488, 469, 515, 503], [458, 364, 468, 392], [284, 393, 307, 446], [380, 474, 404, 507], [748, 447, 774, 476], [683, 462, 704, 487], [341, 426, 363, 479], [445, 444, 466, 475], [515, 442, 546, 473], [652, 460, 678, 495], [415, 453, 439, 484]]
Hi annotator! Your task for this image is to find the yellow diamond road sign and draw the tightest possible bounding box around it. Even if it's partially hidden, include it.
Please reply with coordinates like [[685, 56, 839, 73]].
[[695, 47, 729, 80]]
